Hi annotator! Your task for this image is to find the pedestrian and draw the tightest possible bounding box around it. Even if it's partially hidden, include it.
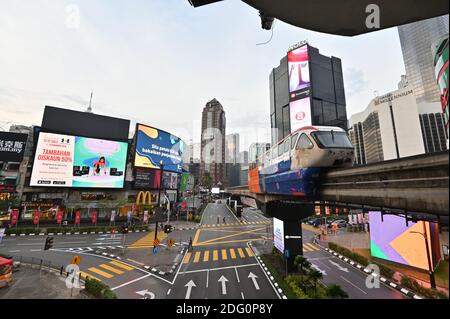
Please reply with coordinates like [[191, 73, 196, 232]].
[[217, 217, 219, 224], [223, 216, 226, 223], [188, 237, 193, 251]]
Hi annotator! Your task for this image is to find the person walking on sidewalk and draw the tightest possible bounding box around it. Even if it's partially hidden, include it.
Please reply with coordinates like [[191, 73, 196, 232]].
[[188, 237, 193, 251]]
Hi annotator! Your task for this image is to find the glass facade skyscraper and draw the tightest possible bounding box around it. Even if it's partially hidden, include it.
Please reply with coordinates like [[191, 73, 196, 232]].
[[398, 15, 449, 103]]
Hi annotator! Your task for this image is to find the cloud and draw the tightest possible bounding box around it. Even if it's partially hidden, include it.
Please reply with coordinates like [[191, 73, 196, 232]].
[[344, 68, 368, 98]]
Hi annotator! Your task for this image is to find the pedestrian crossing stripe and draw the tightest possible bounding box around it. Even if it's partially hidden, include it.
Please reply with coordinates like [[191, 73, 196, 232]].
[[303, 243, 321, 252], [128, 231, 168, 249], [182, 247, 255, 264], [83, 261, 134, 279], [201, 220, 271, 228], [80, 271, 102, 282]]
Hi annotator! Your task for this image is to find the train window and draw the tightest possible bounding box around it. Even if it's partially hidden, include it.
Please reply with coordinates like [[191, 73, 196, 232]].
[[296, 134, 314, 149], [284, 137, 291, 153], [278, 143, 284, 156], [272, 146, 278, 159], [291, 134, 299, 149]]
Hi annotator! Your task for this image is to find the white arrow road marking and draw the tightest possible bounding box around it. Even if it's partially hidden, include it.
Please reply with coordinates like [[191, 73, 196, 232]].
[[311, 263, 327, 276], [136, 289, 155, 299], [248, 272, 260, 290], [218, 275, 229, 295], [329, 260, 349, 272], [185, 280, 196, 299]]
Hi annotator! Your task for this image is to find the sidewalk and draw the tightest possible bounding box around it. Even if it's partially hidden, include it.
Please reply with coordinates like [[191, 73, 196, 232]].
[[0, 266, 90, 299]]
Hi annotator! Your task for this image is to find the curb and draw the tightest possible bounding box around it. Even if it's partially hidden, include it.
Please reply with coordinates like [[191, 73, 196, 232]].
[[141, 246, 186, 276], [248, 242, 287, 299], [324, 247, 422, 299]]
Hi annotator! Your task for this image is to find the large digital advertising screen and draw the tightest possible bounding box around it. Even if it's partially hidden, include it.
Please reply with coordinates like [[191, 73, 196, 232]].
[[30, 132, 128, 188], [134, 168, 161, 189], [290, 97, 312, 133], [0, 132, 28, 162], [134, 124, 185, 173], [288, 44, 310, 101], [273, 217, 285, 253], [369, 211, 441, 271]]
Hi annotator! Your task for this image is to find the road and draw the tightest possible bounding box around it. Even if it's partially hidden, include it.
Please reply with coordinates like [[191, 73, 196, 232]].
[[169, 202, 280, 299]]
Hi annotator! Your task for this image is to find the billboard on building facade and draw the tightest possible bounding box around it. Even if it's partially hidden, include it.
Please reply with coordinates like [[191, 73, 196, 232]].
[[369, 211, 441, 271], [0, 132, 28, 162], [273, 217, 285, 253], [30, 132, 128, 188], [134, 124, 185, 173], [289, 97, 312, 132], [288, 44, 311, 102]]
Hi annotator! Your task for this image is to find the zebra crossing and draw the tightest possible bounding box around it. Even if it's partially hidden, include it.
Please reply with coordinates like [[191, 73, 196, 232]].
[[303, 243, 321, 253], [79, 260, 135, 282], [201, 220, 271, 228], [182, 247, 255, 264]]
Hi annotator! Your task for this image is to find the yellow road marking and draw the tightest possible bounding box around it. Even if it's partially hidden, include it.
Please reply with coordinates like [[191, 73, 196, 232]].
[[221, 249, 228, 260], [88, 267, 114, 278], [195, 226, 267, 246], [128, 231, 167, 248], [192, 228, 201, 246], [80, 271, 102, 282], [193, 251, 201, 263], [303, 244, 312, 252], [99, 264, 124, 274], [245, 247, 254, 257], [237, 248, 246, 258], [183, 252, 192, 264], [213, 250, 219, 261], [109, 261, 134, 271], [229, 248, 237, 259], [305, 243, 320, 251], [203, 251, 210, 262], [194, 238, 267, 246]]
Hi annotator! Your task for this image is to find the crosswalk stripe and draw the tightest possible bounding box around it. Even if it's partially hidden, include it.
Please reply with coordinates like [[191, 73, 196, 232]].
[[303, 245, 312, 252], [203, 251, 210, 262], [88, 267, 114, 278], [99, 264, 124, 274], [183, 252, 192, 264], [304, 243, 320, 251], [193, 251, 201, 263], [80, 271, 102, 282], [229, 248, 237, 259], [110, 261, 134, 271], [213, 250, 218, 261], [245, 247, 254, 257], [221, 249, 228, 260], [237, 248, 246, 258]]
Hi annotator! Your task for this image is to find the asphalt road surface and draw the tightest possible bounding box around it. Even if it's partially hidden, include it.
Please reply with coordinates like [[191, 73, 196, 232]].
[[169, 203, 280, 299]]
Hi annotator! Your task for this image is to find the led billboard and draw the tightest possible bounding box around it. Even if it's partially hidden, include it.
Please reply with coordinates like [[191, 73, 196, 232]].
[[290, 97, 312, 132], [273, 217, 285, 253], [369, 211, 441, 271], [0, 132, 28, 162], [134, 168, 161, 189], [134, 124, 185, 173], [288, 44, 310, 101], [30, 132, 128, 188]]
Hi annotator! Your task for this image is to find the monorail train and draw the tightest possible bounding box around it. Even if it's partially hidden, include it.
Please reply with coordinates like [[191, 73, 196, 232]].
[[248, 126, 354, 197]]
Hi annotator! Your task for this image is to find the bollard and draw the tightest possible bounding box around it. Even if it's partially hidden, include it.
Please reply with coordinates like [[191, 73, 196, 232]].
[[60, 266, 64, 275]]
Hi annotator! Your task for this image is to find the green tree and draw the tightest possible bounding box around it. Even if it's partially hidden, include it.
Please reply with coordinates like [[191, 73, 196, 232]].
[[294, 255, 311, 277], [326, 284, 348, 299], [202, 172, 212, 190], [307, 269, 323, 298]]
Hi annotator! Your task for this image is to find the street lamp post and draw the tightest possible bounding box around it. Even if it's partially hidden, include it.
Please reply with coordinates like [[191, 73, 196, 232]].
[[410, 221, 437, 289]]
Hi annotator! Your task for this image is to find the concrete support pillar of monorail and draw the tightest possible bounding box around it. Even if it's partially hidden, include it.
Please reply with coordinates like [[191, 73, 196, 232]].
[[263, 201, 315, 272]]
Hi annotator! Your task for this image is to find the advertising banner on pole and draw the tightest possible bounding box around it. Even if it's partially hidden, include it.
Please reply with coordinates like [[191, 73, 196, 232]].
[[56, 210, 63, 225], [74, 210, 81, 225], [10, 209, 19, 226], [33, 210, 40, 225], [91, 210, 98, 225]]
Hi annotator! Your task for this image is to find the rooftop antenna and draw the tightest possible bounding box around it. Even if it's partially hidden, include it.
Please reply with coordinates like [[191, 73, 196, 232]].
[[86, 91, 93, 113]]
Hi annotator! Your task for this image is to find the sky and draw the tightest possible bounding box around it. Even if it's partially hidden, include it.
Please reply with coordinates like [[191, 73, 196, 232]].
[[0, 0, 406, 151]]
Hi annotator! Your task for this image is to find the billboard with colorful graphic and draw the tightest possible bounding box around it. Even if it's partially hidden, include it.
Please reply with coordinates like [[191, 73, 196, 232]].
[[288, 44, 310, 102], [134, 124, 185, 173], [0, 132, 28, 162], [273, 217, 285, 253], [369, 211, 441, 271], [30, 132, 128, 188], [289, 97, 312, 133]]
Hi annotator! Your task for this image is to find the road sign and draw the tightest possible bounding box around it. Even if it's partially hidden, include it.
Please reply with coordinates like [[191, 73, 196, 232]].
[[152, 247, 158, 254], [70, 255, 81, 265], [167, 238, 175, 247], [153, 238, 160, 247], [285, 235, 302, 239], [284, 249, 290, 258]]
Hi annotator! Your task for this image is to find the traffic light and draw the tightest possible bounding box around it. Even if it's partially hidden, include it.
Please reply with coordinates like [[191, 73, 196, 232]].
[[44, 236, 54, 250], [120, 225, 129, 234], [164, 224, 173, 234]]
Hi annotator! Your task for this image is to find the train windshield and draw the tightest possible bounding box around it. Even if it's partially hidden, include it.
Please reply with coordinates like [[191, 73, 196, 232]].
[[311, 130, 353, 149]]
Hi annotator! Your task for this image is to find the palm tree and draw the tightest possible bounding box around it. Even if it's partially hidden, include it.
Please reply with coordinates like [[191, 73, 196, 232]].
[[326, 284, 349, 299], [294, 255, 311, 276], [307, 269, 323, 298]]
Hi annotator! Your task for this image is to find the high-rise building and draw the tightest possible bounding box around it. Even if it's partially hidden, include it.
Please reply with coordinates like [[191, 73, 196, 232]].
[[199, 98, 226, 188], [249, 142, 270, 164], [432, 36, 449, 140], [270, 42, 347, 145], [225, 133, 240, 164], [398, 15, 449, 104], [349, 85, 447, 165], [239, 151, 249, 186]]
